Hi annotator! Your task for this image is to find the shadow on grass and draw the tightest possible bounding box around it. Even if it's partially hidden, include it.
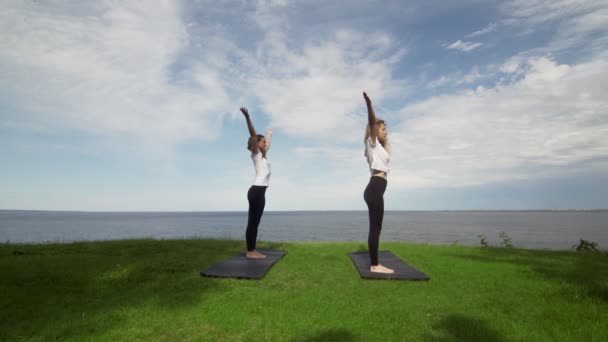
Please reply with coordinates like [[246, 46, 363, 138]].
[[452, 248, 608, 303], [0, 239, 247, 340], [426, 314, 507, 341], [293, 328, 356, 342]]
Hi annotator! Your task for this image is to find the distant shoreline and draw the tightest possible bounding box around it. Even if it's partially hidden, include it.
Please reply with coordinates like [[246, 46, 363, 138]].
[[2, 209, 608, 213], [2, 210, 606, 249]]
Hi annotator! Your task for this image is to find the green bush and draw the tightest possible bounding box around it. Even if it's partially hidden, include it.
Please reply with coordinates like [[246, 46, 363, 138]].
[[573, 239, 600, 252], [477, 234, 489, 247], [499, 231, 513, 248]]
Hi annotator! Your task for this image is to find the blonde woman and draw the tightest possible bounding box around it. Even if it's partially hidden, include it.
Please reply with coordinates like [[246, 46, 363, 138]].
[[240, 107, 272, 259], [362, 92, 394, 274]]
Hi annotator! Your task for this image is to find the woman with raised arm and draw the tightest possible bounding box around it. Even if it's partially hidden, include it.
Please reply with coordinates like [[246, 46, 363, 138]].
[[240, 107, 272, 259], [362, 92, 394, 274]]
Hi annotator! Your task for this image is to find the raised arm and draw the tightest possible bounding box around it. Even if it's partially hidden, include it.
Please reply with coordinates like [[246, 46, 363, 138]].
[[363, 92, 377, 142], [265, 130, 273, 152], [240, 107, 259, 154]]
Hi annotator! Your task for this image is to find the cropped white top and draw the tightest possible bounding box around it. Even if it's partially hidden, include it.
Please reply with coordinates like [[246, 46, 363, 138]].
[[365, 137, 390, 174], [252, 151, 271, 186]]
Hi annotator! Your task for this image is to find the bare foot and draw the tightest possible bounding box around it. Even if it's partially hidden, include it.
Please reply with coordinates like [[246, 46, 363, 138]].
[[370, 264, 394, 274], [246, 250, 267, 259]]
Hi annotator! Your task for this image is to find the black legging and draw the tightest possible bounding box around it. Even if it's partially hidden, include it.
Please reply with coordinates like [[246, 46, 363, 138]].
[[246, 185, 267, 251], [364, 176, 387, 266]]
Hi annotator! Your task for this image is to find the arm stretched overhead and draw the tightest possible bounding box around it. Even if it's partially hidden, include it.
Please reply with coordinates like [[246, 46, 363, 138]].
[[363, 92, 377, 143], [240, 107, 259, 155]]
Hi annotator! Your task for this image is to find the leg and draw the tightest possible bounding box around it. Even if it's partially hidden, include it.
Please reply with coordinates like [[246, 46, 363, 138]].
[[377, 189, 385, 237], [251, 191, 266, 251], [245, 186, 267, 258], [246, 187, 260, 251], [364, 180, 381, 266], [365, 178, 392, 273], [366, 193, 382, 266]]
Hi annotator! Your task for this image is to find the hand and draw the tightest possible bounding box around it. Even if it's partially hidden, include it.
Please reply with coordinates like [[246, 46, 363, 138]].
[[240, 107, 249, 117], [266, 129, 273, 136], [363, 92, 371, 105]]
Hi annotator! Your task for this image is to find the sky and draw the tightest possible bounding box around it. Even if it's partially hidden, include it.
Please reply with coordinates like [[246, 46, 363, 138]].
[[1, 0, 607, 211]]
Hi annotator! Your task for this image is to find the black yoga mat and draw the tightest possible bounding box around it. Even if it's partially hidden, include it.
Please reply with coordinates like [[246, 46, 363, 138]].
[[200, 249, 287, 279], [349, 250, 430, 281]]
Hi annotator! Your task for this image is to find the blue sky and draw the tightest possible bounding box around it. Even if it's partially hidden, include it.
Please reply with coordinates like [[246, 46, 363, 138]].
[[1, 0, 607, 211]]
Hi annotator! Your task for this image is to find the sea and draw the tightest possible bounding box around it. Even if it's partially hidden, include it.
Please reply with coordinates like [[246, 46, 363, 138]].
[[1, 210, 607, 251]]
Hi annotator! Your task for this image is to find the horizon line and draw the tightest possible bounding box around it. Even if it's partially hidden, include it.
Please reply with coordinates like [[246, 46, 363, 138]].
[[2, 209, 607, 213]]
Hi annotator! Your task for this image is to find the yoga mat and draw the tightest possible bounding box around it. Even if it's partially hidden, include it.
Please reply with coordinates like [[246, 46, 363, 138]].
[[349, 250, 430, 281], [200, 249, 287, 279]]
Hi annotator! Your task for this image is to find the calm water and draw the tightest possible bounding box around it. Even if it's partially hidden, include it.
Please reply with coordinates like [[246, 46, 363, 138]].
[[1, 210, 607, 250]]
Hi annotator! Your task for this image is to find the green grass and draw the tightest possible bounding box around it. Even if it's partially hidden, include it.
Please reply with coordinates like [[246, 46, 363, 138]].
[[1, 239, 607, 341]]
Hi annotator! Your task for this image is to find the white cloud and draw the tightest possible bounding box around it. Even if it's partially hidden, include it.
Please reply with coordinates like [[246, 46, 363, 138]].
[[427, 66, 487, 89], [502, 0, 606, 24], [446, 40, 483, 52], [0, 0, 409, 150], [295, 146, 361, 161], [250, 23, 408, 141], [500, 0, 608, 55], [0, 1, 234, 149], [549, 7, 608, 54], [392, 57, 608, 189], [465, 22, 498, 38], [231, 2, 409, 142], [500, 56, 526, 74]]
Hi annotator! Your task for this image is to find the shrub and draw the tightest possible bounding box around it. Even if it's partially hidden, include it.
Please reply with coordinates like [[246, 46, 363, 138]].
[[499, 231, 513, 248], [573, 239, 600, 252], [477, 234, 489, 247]]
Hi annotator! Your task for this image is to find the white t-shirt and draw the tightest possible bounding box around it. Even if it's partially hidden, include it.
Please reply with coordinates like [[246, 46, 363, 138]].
[[365, 137, 390, 173], [252, 151, 271, 186]]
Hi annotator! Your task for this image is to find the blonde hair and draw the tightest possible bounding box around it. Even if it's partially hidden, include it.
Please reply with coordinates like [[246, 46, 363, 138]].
[[364, 119, 389, 153]]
